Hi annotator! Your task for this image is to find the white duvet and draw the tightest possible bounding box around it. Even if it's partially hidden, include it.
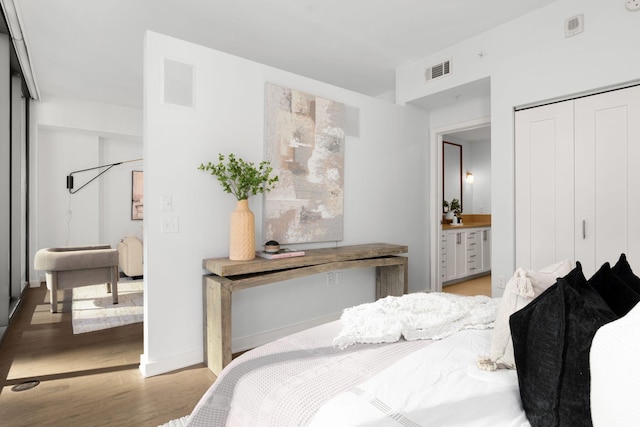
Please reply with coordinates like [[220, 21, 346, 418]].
[[312, 329, 530, 427], [187, 320, 529, 427]]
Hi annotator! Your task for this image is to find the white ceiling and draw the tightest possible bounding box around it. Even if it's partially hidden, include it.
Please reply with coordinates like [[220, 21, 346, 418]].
[[12, 0, 557, 109]]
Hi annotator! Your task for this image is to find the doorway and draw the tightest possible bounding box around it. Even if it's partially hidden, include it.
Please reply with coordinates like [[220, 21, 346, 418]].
[[429, 118, 491, 294]]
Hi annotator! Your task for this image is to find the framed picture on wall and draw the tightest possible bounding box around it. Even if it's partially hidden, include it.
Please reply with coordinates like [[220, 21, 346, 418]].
[[263, 82, 346, 244], [132, 170, 144, 220]]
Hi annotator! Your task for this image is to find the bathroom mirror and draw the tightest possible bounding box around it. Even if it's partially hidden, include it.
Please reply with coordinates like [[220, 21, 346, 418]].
[[443, 141, 462, 212]]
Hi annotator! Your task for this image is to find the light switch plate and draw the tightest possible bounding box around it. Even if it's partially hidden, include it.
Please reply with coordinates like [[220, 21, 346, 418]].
[[161, 195, 172, 211], [161, 216, 179, 233]]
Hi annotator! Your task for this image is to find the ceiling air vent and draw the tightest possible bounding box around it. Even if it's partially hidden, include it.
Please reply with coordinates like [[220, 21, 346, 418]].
[[425, 59, 451, 82]]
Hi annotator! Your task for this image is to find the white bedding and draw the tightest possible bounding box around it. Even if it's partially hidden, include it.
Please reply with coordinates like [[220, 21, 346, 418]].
[[187, 321, 434, 426], [333, 293, 499, 349], [312, 329, 530, 427], [186, 320, 529, 427]]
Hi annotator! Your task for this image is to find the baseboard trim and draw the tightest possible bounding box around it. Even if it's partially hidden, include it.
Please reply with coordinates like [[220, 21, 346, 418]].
[[139, 349, 203, 378], [139, 314, 342, 377], [232, 313, 341, 353], [0, 326, 7, 345]]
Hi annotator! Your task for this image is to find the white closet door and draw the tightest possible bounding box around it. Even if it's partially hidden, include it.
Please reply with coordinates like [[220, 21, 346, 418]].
[[575, 86, 640, 276], [515, 101, 575, 270]]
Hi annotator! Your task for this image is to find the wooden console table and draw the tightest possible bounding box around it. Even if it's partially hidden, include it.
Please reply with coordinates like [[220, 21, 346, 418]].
[[202, 243, 408, 375]]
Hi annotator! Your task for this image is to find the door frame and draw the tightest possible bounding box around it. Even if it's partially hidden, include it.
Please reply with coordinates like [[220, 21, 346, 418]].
[[429, 117, 490, 292]]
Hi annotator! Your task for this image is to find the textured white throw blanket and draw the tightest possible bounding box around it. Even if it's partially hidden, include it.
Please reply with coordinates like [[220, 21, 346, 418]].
[[333, 292, 499, 349]]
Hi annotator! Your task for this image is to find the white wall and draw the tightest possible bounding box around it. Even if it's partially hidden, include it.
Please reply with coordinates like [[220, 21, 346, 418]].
[[142, 31, 429, 376], [100, 136, 145, 248], [37, 128, 101, 248], [460, 139, 473, 214], [397, 0, 640, 296], [469, 139, 491, 214], [30, 98, 142, 284]]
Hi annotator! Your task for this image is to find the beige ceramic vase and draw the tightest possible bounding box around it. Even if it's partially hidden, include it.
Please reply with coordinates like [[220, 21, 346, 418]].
[[229, 199, 255, 261]]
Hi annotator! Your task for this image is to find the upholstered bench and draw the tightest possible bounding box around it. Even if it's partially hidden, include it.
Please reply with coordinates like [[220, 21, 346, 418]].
[[34, 245, 119, 313]]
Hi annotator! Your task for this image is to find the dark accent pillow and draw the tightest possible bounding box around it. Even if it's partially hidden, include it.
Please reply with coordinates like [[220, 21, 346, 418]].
[[509, 281, 565, 426], [612, 253, 640, 295], [510, 262, 618, 427], [590, 261, 640, 317]]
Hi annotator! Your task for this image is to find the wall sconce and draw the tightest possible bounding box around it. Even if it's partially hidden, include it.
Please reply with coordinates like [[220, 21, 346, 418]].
[[66, 158, 143, 194], [466, 172, 474, 184]]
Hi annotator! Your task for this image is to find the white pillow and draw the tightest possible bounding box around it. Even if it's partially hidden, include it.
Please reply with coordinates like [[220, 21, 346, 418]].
[[478, 259, 572, 371], [591, 302, 640, 426]]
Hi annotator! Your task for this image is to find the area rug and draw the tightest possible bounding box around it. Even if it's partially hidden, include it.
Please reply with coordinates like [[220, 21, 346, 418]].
[[72, 280, 143, 334]]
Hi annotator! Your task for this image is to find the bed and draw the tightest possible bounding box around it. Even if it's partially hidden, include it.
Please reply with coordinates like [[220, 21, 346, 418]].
[[186, 254, 640, 427]]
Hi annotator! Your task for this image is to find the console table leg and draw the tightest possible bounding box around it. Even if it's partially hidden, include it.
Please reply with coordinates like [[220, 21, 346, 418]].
[[375, 257, 408, 299], [203, 276, 232, 375]]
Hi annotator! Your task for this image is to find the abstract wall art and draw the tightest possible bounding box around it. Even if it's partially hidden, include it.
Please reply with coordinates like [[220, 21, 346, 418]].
[[131, 170, 144, 220], [263, 83, 345, 244]]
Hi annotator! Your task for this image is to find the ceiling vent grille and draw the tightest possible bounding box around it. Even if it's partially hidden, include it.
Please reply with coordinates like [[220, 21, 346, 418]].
[[425, 59, 451, 82]]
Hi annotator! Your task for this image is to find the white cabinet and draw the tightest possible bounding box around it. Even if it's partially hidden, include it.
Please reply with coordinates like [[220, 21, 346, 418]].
[[466, 229, 481, 276], [515, 85, 640, 276], [440, 232, 448, 281], [444, 229, 467, 281], [481, 228, 491, 272], [442, 227, 491, 283], [470, 227, 491, 276]]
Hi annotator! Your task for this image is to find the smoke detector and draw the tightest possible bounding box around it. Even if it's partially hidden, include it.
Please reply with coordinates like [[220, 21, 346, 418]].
[[564, 14, 584, 38], [627, 0, 640, 11]]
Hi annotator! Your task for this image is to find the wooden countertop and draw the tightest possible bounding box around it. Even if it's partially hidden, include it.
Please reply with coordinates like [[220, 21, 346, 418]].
[[442, 222, 491, 230], [441, 214, 491, 230]]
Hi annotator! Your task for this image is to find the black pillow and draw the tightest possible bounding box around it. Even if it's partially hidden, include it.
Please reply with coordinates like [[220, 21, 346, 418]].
[[510, 262, 617, 427], [589, 261, 640, 317], [509, 281, 565, 426], [611, 253, 640, 295]]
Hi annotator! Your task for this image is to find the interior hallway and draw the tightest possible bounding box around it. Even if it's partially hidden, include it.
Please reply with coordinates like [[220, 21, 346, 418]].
[[0, 284, 215, 426]]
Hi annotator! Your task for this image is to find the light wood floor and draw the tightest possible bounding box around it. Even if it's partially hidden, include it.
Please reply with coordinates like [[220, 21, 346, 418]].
[[0, 284, 216, 427], [442, 274, 492, 297], [0, 276, 491, 426]]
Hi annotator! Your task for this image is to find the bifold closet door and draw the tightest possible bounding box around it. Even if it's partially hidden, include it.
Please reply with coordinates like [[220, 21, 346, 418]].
[[574, 85, 640, 276], [515, 101, 575, 271]]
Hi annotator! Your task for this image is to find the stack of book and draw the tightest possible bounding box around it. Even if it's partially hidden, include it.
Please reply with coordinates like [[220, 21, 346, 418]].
[[257, 248, 305, 259]]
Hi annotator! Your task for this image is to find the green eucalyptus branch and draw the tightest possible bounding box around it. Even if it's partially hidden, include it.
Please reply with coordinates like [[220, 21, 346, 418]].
[[198, 153, 279, 200]]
